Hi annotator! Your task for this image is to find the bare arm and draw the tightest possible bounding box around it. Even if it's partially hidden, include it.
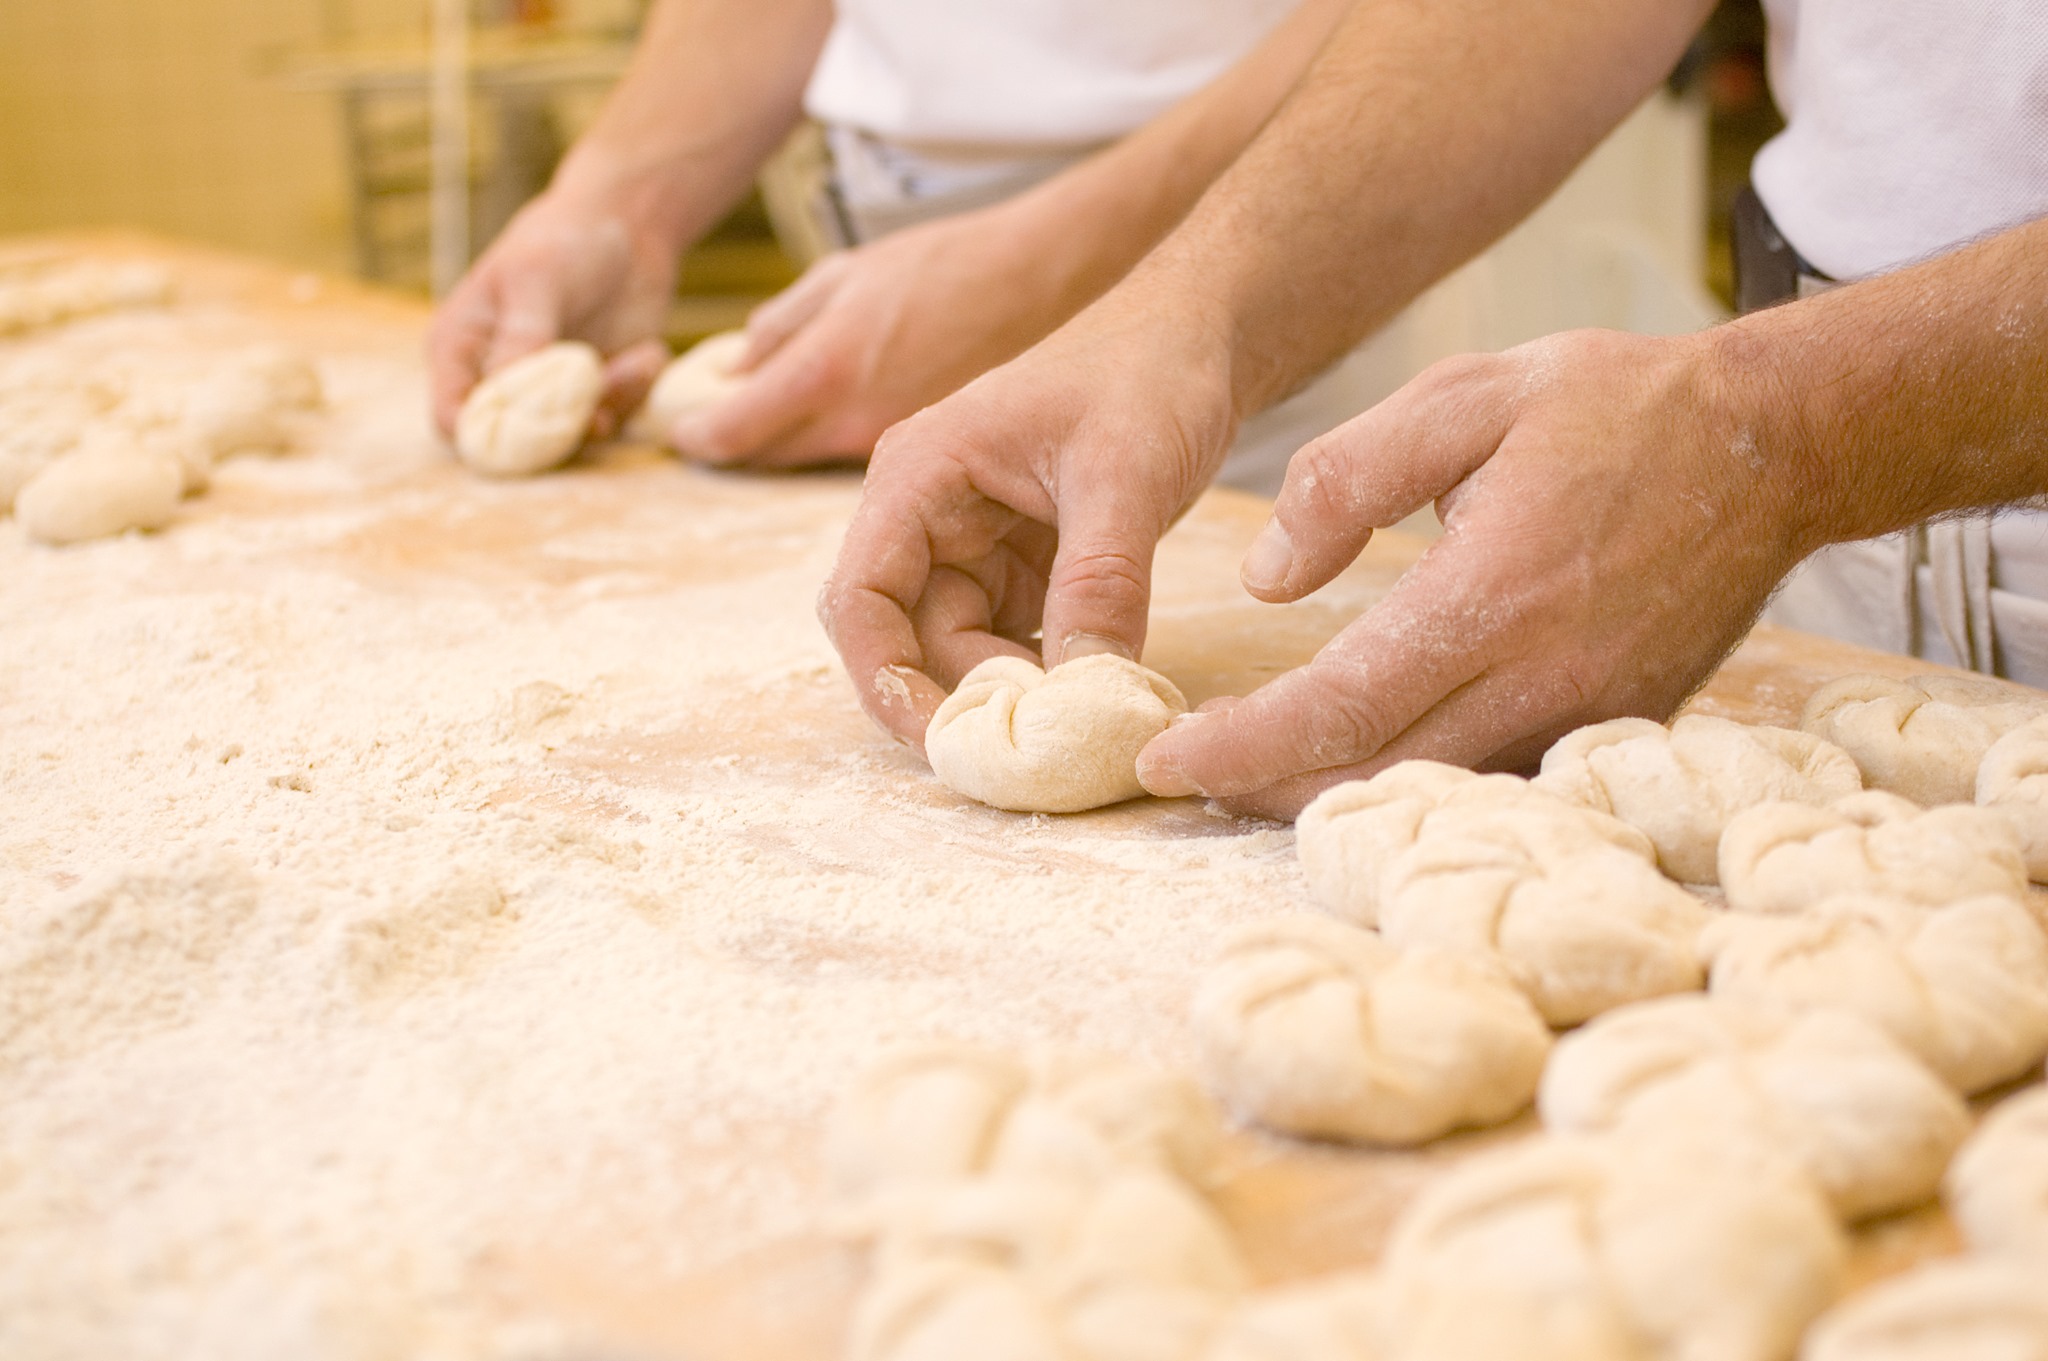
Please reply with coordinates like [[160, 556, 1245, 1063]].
[[427, 0, 830, 435]]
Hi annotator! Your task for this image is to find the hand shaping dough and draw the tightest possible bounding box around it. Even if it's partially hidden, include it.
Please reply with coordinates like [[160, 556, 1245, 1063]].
[[1192, 914, 1551, 1145], [1702, 894, 2048, 1094], [1539, 995, 1968, 1221], [627, 330, 749, 445], [1375, 811, 1712, 1026], [1296, 761, 1655, 929], [1944, 1084, 2048, 1259], [1534, 714, 1862, 885], [851, 1168, 1247, 1361], [1378, 1131, 1846, 1361], [1976, 714, 2048, 882], [14, 437, 184, 544], [829, 1043, 1222, 1227], [1718, 791, 2028, 916], [925, 655, 1187, 813], [454, 340, 604, 477], [1800, 1257, 2048, 1361], [1802, 673, 2048, 806]]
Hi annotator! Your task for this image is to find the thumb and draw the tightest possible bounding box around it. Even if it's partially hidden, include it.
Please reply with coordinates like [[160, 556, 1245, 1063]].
[[1241, 354, 1514, 602], [1040, 482, 1163, 667], [480, 269, 566, 377]]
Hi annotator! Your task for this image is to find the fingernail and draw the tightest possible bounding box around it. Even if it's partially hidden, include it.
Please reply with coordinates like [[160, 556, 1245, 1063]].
[[1059, 632, 1133, 664], [1241, 520, 1293, 593]]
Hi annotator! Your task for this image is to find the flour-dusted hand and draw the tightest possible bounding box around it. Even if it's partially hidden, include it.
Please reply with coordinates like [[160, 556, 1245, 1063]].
[[1137, 329, 1819, 820], [818, 301, 1239, 747]]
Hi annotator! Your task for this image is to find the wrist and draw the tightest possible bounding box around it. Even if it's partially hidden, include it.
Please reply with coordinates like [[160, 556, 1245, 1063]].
[[1693, 317, 1851, 561]]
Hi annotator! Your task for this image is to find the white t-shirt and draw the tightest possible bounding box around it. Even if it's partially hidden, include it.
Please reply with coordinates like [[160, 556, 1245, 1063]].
[[1753, 0, 2048, 281], [803, 0, 1298, 148]]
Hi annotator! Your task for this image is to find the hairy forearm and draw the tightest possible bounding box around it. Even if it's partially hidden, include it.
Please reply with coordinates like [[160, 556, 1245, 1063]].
[[989, 0, 1354, 312], [551, 0, 831, 251], [1719, 214, 2048, 552], [1122, 0, 1714, 416]]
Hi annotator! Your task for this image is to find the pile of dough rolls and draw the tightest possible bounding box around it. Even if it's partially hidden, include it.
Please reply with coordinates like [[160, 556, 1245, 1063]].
[[1186, 690, 2048, 1361]]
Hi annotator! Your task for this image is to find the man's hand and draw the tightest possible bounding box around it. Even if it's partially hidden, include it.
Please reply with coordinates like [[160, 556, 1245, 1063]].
[[1136, 327, 1819, 819], [670, 206, 1102, 467], [816, 295, 1241, 747], [426, 189, 678, 441]]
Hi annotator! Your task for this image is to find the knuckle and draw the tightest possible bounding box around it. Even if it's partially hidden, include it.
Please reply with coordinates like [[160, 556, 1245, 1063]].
[[1057, 545, 1147, 602], [1298, 661, 1395, 766]]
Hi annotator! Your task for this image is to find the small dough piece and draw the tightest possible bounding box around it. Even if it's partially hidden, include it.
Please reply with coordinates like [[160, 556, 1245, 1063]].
[[1803, 673, 2048, 806], [1540, 995, 1968, 1221], [1801, 1257, 2048, 1361], [1192, 914, 1551, 1145], [1703, 894, 2048, 1094], [14, 438, 183, 544], [1945, 1085, 2048, 1259], [1718, 791, 2028, 916], [1534, 714, 1862, 884], [1376, 815, 1711, 1026], [925, 655, 1187, 813], [829, 1043, 1222, 1224], [1203, 1273, 1386, 1361], [454, 340, 604, 477], [628, 330, 749, 445], [1976, 714, 2048, 881], [181, 344, 323, 459], [1379, 1131, 1846, 1361], [1296, 761, 1655, 929]]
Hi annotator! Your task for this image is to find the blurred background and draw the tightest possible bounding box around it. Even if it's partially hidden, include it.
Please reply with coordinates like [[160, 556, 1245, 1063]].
[[0, 0, 1783, 343]]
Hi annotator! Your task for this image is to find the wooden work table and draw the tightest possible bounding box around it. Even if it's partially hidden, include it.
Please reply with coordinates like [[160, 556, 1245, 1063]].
[[1, 234, 2034, 1360]]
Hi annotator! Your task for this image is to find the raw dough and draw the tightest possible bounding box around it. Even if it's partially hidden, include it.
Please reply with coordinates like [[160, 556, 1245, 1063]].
[[1975, 714, 2048, 881], [1718, 791, 2028, 916], [1802, 673, 2048, 806], [14, 436, 184, 545], [1296, 761, 1655, 929], [628, 329, 749, 446], [1202, 1273, 1386, 1361], [1702, 894, 2048, 1094], [925, 655, 1187, 813], [453, 340, 604, 477], [851, 1169, 1246, 1361], [1375, 811, 1711, 1026], [1192, 914, 1551, 1145], [1539, 995, 1968, 1221], [829, 1043, 1222, 1226], [1534, 714, 1862, 885], [1945, 1084, 2048, 1259], [1378, 1131, 1846, 1361], [179, 344, 323, 460], [1800, 1257, 2048, 1361]]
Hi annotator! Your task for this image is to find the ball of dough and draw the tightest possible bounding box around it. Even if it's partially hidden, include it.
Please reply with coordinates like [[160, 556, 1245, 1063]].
[[1801, 1257, 2048, 1361], [1296, 761, 1655, 929], [1376, 815, 1711, 1026], [628, 329, 749, 446], [1539, 995, 1969, 1221], [1803, 673, 2048, 806], [1945, 1084, 2048, 1259], [454, 340, 604, 477], [1975, 714, 2048, 882], [1702, 893, 2048, 1094], [1718, 791, 2028, 916], [1192, 914, 1551, 1145], [0, 402, 82, 512], [14, 439, 184, 544], [180, 344, 323, 460], [1534, 714, 1862, 885], [1202, 1272, 1385, 1361], [1378, 1131, 1846, 1361], [925, 655, 1188, 813]]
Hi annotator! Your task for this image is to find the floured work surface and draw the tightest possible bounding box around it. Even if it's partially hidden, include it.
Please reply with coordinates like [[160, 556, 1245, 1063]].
[[0, 236, 2019, 1360]]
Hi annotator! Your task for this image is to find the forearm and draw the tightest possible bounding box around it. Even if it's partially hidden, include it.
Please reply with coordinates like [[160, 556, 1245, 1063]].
[[1720, 214, 2048, 552], [550, 0, 832, 252], [1123, 0, 1714, 416], [987, 0, 1354, 312]]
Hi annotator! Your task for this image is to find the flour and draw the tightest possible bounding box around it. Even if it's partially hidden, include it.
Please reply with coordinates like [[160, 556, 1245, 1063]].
[[0, 290, 1325, 1359]]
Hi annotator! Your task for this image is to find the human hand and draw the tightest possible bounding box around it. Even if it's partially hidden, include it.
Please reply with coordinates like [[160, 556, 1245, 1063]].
[[670, 204, 1099, 467], [816, 293, 1240, 747], [1136, 327, 1820, 819], [426, 186, 678, 441]]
